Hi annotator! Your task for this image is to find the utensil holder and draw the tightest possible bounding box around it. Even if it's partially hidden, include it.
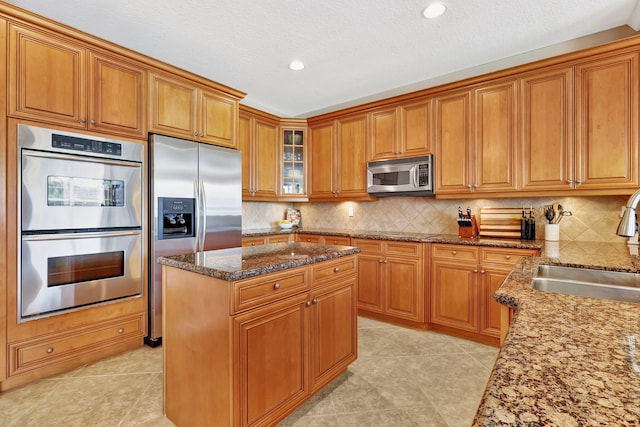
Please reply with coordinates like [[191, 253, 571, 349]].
[[544, 223, 560, 241], [458, 216, 478, 238]]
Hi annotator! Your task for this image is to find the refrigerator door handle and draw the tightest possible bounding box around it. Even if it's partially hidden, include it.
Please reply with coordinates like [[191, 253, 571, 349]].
[[200, 179, 207, 251], [193, 179, 201, 252]]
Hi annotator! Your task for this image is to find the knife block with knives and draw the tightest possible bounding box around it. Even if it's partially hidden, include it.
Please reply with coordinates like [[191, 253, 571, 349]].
[[457, 206, 478, 238]]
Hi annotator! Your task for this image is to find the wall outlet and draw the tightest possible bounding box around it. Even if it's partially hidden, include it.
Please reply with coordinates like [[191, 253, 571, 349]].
[[348, 207, 354, 217]]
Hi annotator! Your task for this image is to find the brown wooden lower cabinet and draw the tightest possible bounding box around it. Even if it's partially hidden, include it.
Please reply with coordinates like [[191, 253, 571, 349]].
[[430, 244, 537, 345], [163, 255, 357, 427], [353, 238, 425, 325]]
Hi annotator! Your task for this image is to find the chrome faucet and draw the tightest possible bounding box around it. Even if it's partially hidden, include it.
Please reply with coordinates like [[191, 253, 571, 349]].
[[617, 188, 640, 237]]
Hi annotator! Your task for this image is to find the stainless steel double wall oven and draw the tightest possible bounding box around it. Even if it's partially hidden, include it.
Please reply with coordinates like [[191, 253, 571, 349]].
[[18, 124, 144, 321]]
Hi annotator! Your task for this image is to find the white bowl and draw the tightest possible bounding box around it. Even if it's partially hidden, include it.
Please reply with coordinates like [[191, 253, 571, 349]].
[[279, 223, 293, 229]]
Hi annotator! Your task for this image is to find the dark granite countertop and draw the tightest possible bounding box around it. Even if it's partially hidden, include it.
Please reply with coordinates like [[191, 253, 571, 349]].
[[474, 240, 640, 426], [242, 228, 543, 250], [157, 242, 360, 282]]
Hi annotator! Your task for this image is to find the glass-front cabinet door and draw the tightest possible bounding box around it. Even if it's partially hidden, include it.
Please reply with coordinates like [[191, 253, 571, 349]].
[[281, 123, 307, 199]]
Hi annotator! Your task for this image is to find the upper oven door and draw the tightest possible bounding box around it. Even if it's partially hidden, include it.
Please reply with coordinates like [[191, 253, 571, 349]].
[[21, 150, 142, 231]]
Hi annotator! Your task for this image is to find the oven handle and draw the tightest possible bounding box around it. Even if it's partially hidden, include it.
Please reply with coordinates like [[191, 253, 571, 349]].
[[22, 230, 141, 241], [23, 150, 141, 168]]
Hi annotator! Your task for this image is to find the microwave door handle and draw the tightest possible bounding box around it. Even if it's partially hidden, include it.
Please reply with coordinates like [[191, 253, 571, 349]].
[[410, 165, 419, 188]]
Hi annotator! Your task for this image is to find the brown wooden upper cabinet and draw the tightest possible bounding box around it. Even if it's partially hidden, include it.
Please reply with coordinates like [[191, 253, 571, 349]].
[[239, 107, 279, 200], [309, 113, 375, 201], [519, 66, 574, 191], [149, 71, 238, 148], [8, 23, 147, 139], [279, 119, 308, 201], [434, 79, 518, 195], [433, 88, 473, 194], [520, 52, 639, 192], [574, 51, 639, 190], [368, 99, 432, 161]]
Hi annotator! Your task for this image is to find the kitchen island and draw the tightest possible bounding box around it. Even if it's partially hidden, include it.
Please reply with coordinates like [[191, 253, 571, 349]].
[[474, 241, 640, 425], [158, 242, 360, 427]]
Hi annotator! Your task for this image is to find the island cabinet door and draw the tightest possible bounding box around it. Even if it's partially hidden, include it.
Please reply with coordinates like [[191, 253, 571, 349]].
[[309, 279, 357, 392], [234, 294, 309, 427]]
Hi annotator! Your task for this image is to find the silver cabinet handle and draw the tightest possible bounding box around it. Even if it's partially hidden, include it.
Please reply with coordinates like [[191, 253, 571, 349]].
[[334, 267, 340, 273], [118, 328, 124, 333], [505, 255, 511, 260], [451, 251, 457, 255], [46, 347, 54, 354], [274, 283, 281, 290], [80, 118, 87, 124], [312, 298, 318, 304], [306, 301, 312, 307], [90, 120, 96, 125]]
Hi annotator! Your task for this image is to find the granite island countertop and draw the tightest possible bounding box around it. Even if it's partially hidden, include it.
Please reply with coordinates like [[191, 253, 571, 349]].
[[157, 241, 360, 282], [474, 241, 640, 426]]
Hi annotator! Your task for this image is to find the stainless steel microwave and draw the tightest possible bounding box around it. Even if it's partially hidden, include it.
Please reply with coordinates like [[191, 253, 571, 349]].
[[366, 155, 434, 196]]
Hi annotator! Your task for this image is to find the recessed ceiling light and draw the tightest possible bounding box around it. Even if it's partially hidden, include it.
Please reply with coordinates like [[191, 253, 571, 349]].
[[289, 60, 305, 71], [422, 2, 446, 19]]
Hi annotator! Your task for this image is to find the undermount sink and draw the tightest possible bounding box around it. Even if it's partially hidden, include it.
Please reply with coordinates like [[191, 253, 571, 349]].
[[532, 265, 640, 304]]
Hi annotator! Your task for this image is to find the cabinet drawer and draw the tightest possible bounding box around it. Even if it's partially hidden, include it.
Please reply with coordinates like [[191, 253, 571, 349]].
[[297, 234, 323, 243], [385, 241, 421, 258], [242, 236, 267, 247], [9, 314, 144, 375], [323, 235, 351, 246], [267, 234, 292, 244], [481, 247, 538, 266], [432, 244, 479, 261], [233, 267, 309, 313], [312, 256, 357, 285], [352, 238, 384, 254]]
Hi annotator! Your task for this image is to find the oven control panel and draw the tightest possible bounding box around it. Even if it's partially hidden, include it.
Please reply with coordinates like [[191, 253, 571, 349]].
[[52, 133, 122, 156]]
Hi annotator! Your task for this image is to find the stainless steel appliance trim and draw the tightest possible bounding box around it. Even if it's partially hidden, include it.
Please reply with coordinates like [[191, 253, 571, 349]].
[[22, 149, 143, 168], [22, 230, 141, 241]]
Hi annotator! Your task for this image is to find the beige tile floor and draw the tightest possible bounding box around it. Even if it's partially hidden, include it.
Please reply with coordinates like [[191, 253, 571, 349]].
[[0, 317, 498, 426]]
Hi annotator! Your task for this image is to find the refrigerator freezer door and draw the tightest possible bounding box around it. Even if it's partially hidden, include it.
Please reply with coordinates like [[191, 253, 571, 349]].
[[198, 143, 242, 250], [149, 134, 198, 342]]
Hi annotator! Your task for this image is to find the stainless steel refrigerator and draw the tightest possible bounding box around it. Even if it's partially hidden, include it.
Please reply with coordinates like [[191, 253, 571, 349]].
[[147, 134, 242, 346]]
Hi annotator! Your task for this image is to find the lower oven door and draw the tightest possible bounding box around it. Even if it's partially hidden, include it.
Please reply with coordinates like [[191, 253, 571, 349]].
[[20, 230, 143, 320]]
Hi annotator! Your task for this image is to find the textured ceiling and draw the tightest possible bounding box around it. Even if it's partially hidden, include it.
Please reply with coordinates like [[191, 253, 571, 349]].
[[5, 0, 640, 117]]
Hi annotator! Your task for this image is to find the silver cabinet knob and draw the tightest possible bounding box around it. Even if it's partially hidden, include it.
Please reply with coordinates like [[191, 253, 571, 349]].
[[80, 118, 87, 124], [46, 347, 54, 354], [118, 328, 124, 333], [312, 298, 318, 304], [576, 179, 583, 184], [274, 283, 281, 290], [90, 120, 96, 125], [334, 267, 340, 273], [306, 301, 312, 307], [473, 269, 478, 273], [505, 255, 511, 260], [451, 251, 457, 255]]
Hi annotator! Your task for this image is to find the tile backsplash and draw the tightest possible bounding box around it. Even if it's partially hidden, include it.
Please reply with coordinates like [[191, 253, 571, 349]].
[[243, 195, 631, 243]]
